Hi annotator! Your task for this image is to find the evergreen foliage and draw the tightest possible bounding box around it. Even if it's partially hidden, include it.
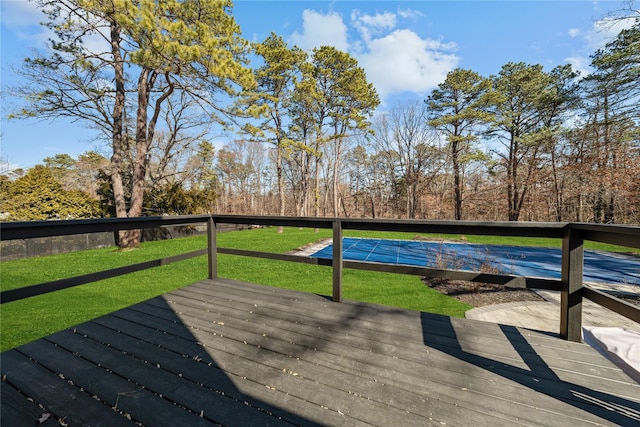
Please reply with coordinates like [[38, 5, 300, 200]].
[[1, 165, 100, 220], [5, 5, 639, 224], [11, 0, 256, 247]]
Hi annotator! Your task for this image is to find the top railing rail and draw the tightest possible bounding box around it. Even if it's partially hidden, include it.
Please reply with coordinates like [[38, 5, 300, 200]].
[[1, 215, 638, 342], [0, 215, 572, 241], [0, 215, 210, 240], [568, 222, 640, 248]]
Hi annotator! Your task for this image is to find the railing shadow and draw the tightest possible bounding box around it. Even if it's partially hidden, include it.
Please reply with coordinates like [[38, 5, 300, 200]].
[[2, 296, 321, 426], [420, 313, 640, 425]]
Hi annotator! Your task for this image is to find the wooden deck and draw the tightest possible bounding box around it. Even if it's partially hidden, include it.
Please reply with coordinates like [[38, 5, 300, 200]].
[[2, 279, 639, 426]]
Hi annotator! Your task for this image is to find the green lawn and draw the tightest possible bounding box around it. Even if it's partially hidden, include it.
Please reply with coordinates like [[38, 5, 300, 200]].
[[1, 227, 468, 351], [1, 225, 634, 351]]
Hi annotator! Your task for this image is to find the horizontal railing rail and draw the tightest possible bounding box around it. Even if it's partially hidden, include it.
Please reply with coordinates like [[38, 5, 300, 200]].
[[0, 215, 209, 240], [0, 216, 212, 302], [1, 215, 638, 341], [0, 248, 208, 304]]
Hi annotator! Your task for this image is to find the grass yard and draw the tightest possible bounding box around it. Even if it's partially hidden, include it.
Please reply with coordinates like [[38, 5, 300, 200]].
[[1, 227, 469, 351], [2, 225, 635, 351]]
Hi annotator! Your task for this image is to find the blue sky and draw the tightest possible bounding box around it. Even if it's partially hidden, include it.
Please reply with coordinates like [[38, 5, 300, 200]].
[[1, 0, 637, 171]]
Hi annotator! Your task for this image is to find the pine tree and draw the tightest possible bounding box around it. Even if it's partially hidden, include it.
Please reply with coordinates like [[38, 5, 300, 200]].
[[11, 0, 255, 247], [427, 68, 493, 220]]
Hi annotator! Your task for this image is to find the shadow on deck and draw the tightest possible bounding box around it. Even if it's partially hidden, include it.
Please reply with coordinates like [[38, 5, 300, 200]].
[[2, 279, 639, 426]]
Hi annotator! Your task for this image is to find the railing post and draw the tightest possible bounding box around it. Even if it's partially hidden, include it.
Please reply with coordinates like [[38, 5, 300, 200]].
[[560, 226, 583, 342], [332, 219, 343, 302], [207, 217, 217, 280]]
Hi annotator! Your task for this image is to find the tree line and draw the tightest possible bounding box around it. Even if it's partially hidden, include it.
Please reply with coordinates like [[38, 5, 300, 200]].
[[2, 1, 639, 249]]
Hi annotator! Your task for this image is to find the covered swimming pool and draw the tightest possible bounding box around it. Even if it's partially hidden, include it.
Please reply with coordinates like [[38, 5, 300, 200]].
[[311, 238, 640, 286]]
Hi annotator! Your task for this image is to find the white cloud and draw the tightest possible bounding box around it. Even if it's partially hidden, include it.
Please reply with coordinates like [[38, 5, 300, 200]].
[[353, 10, 396, 30], [357, 29, 459, 101], [351, 9, 396, 42], [1, 1, 109, 56], [1, 0, 42, 28], [290, 8, 459, 103], [562, 16, 636, 79], [0, 159, 23, 176], [290, 9, 349, 51], [584, 16, 637, 50], [397, 8, 424, 20], [0, 0, 51, 45], [565, 56, 591, 77]]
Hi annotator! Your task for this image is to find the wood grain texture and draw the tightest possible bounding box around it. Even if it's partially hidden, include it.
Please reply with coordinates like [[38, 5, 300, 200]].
[[2, 278, 639, 426]]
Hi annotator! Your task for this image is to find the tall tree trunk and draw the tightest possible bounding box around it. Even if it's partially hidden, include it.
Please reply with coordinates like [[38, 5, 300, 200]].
[[370, 195, 376, 218], [313, 155, 321, 218], [123, 70, 174, 248], [550, 145, 563, 222], [594, 187, 605, 223], [605, 195, 615, 224], [507, 136, 520, 221], [123, 69, 152, 248], [129, 69, 151, 218], [452, 140, 462, 220], [108, 20, 136, 249], [276, 143, 285, 232], [332, 138, 341, 217]]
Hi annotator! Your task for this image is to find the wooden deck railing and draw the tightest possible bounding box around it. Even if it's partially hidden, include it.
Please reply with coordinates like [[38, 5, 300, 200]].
[[1, 215, 638, 342]]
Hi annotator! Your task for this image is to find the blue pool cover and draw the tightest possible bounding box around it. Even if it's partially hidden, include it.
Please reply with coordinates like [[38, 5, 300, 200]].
[[311, 238, 640, 286]]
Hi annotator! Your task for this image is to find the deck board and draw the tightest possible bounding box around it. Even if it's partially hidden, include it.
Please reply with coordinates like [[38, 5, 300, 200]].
[[177, 281, 631, 382], [2, 278, 639, 426]]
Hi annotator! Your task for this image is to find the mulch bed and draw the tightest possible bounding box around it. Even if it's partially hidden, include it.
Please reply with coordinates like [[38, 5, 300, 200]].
[[424, 277, 640, 308], [424, 277, 546, 307]]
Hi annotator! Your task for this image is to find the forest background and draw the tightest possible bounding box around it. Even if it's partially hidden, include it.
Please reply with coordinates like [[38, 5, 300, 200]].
[[1, 1, 638, 249]]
